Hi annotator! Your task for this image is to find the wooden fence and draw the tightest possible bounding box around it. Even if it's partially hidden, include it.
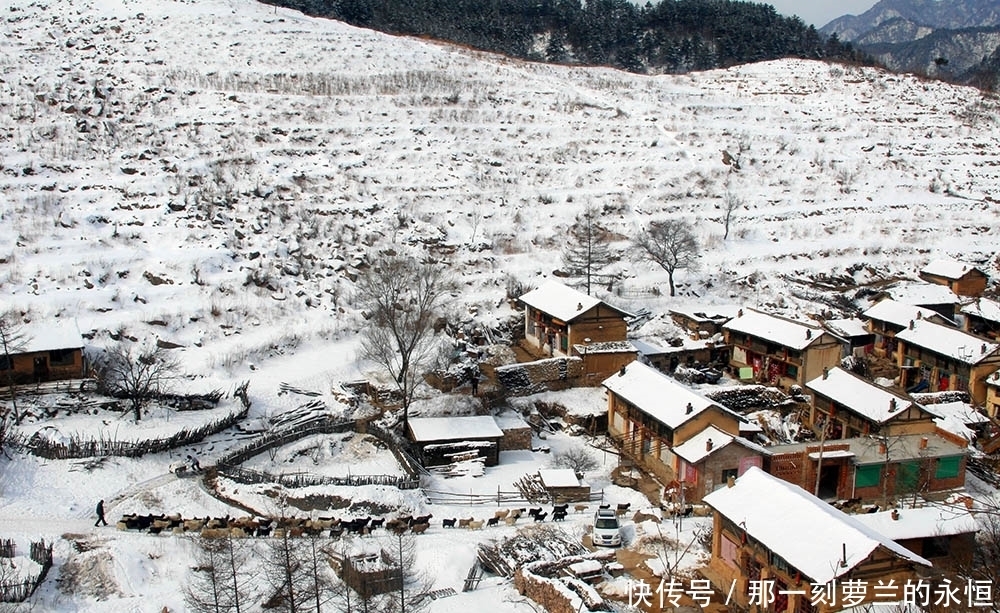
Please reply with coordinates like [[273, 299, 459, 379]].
[[22, 382, 250, 460], [214, 418, 421, 491], [0, 539, 53, 603]]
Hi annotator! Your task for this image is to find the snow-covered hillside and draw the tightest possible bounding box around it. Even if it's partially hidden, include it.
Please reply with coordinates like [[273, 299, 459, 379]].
[[1, 0, 1000, 610]]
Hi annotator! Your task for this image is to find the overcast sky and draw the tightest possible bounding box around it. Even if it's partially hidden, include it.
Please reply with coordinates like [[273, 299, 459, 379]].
[[765, 0, 879, 28]]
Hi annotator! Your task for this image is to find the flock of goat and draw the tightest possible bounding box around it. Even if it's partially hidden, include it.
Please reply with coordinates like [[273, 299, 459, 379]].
[[116, 503, 633, 540]]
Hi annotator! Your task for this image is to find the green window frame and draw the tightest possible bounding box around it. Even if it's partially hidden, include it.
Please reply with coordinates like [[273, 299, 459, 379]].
[[935, 456, 961, 480], [897, 461, 920, 491], [855, 464, 881, 488]]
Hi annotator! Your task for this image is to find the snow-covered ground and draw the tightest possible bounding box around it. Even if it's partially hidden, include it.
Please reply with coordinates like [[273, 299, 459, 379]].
[[1, 0, 999, 610]]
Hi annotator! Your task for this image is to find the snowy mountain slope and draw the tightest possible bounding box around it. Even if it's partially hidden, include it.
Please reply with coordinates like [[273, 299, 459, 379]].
[[1, 0, 999, 370]]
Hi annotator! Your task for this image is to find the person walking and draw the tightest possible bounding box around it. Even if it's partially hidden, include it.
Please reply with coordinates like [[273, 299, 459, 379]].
[[95, 499, 108, 527], [187, 454, 201, 472]]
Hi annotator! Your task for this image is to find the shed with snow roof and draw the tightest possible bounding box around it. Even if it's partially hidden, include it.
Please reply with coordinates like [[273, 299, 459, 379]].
[[0, 320, 86, 386], [723, 308, 841, 389], [873, 280, 960, 320], [854, 505, 978, 568], [406, 415, 504, 467], [961, 297, 1000, 341], [919, 259, 988, 297], [702, 467, 931, 613], [537, 468, 590, 503], [670, 425, 767, 502]]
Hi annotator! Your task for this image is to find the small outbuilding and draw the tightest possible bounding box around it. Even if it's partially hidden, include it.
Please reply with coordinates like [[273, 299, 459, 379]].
[[407, 415, 504, 467], [1, 320, 86, 385], [537, 468, 591, 503], [919, 259, 989, 297]]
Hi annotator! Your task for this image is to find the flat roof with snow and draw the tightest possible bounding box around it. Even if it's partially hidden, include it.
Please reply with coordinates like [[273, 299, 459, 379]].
[[723, 309, 826, 351], [896, 319, 999, 365], [807, 367, 917, 424], [519, 280, 630, 322], [538, 468, 583, 488], [862, 299, 952, 329], [703, 467, 931, 584], [854, 506, 978, 541], [407, 416, 503, 442], [602, 362, 736, 430], [882, 281, 958, 306]]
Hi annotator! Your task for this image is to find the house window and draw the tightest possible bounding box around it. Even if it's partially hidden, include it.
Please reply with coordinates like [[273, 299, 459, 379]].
[[49, 349, 75, 367], [785, 364, 798, 379], [935, 456, 961, 480], [897, 461, 921, 492], [721, 468, 738, 484], [855, 464, 881, 488], [923, 536, 951, 558], [0, 355, 11, 370], [720, 534, 740, 568]]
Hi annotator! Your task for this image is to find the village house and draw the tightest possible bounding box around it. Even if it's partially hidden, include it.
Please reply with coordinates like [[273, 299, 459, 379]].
[[406, 415, 504, 467], [894, 318, 1000, 404], [518, 280, 635, 383], [630, 337, 725, 376], [919, 259, 989, 297], [602, 361, 752, 497], [861, 299, 955, 363], [669, 425, 768, 501], [723, 308, 841, 389], [702, 467, 932, 613], [766, 431, 968, 503], [0, 320, 86, 385], [854, 505, 978, 569], [872, 281, 960, 320], [806, 367, 938, 440], [668, 306, 739, 338], [960, 297, 1000, 341]]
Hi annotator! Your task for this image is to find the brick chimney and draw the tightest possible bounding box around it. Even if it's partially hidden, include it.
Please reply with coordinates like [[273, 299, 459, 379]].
[[706, 438, 714, 452]]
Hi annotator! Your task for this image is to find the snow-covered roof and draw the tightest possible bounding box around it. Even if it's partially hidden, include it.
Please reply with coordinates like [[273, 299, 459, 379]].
[[862, 299, 953, 329], [668, 305, 741, 323], [571, 340, 637, 355], [602, 362, 734, 430], [672, 426, 735, 464], [920, 401, 989, 425], [921, 259, 984, 281], [882, 281, 959, 306], [723, 308, 826, 350], [896, 319, 1000, 365], [703, 467, 931, 584], [989, 368, 1000, 387], [407, 415, 503, 442], [18, 320, 84, 353], [807, 367, 918, 425], [854, 506, 979, 541], [519, 280, 629, 322], [538, 468, 583, 488], [493, 410, 531, 431], [961, 298, 1000, 324], [771, 433, 966, 465], [822, 318, 871, 340], [630, 337, 715, 357]]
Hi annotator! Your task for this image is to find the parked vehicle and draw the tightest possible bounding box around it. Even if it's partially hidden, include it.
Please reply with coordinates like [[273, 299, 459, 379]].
[[592, 507, 621, 547]]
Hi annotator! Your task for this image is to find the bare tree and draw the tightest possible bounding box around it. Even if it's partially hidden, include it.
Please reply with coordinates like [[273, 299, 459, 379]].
[[722, 191, 742, 241], [551, 445, 599, 473], [0, 311, 29, 424], [96, 341, 179, 421], [631, 219, 699, 297], [561, 207, 617, 295], [263, 528, 311, 613], [355, 253, 455, 430], [185, 534, 256, 613]]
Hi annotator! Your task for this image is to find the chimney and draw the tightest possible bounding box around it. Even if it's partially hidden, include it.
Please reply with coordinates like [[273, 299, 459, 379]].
[[706, 438, 714, 452], [618, 365, 626, 377], [916, 311, 922, 320], [891, 509, 900, 521], [840, 543, 848, 568], [983, 343, 988, 355], [822, 367, 829, 380], [909, 319, 915, 330], [805, 328, 812, 340], [919, 436, 928, 449], [889, 398, 897, 412], [738, 308, 743, 318], [576, 302, 583, 311], [878, 442, 887, 455], [686, 403, 693, 415], [727, 475, 736, 488]]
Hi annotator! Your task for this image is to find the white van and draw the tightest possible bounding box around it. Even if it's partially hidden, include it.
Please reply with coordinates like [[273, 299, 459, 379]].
[[592, 507, 622, 547]]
